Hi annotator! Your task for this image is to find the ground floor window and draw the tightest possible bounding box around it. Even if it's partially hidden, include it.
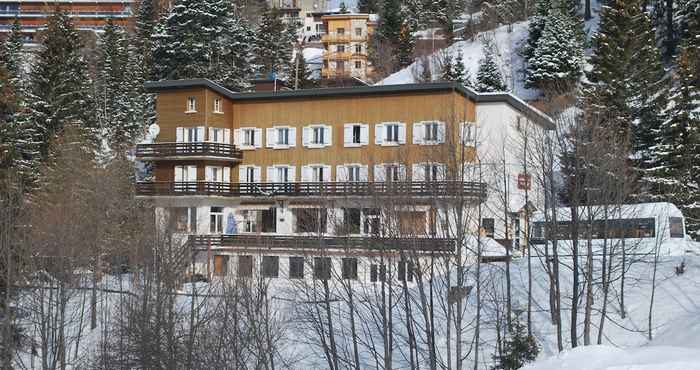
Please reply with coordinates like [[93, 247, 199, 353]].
[[238, 255, 253, 277], [370, 263, 387, 282], [295, 208, 328, 233], [261, 256, 279, 278], [289, 257, 304, 279], [210, 207, 224, 234], [342, 258, 358, 280], [669, 217, 684, 238], [314, 257, 331, 280], [397, 260, 414, 282]]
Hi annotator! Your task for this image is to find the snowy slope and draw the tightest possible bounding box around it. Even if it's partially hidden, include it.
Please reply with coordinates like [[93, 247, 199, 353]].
[[521, 345, 700, 370]]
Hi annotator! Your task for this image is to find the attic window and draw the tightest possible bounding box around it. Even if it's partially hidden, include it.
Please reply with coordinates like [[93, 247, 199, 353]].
[[186, 97, 196, 113], [213, 98, 222, 113]]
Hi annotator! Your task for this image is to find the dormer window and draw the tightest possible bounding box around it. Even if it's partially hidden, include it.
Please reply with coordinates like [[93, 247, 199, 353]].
[[186, 97, 196, 113], [213, 98, 222, 113]]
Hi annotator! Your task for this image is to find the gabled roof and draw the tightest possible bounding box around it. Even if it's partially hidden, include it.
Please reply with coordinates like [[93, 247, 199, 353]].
[[144, 79, 555, 129]]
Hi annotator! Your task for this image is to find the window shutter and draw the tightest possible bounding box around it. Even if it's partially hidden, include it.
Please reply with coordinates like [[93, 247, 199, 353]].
[[208, 127, 214, 142], [359, 165, 369, 181], [398, 164, 407, 180], [375, 124, 384, 145], [174, 166, 183, 182], [233, 129, 242, 146], [266, 128, 276, 148], [437, 163, 447, 180], [266, 166, 276, 183], [239, 167, 246, 183], [336, 165, 347, 181], [413, 123, 423, 144], [302, 127, 311, 146], [324, 125, 332, 146], [301, 166, 312, 182], [323, 165, 332, 182], [289, 127, 297, 147], [374, 164, 385, 182], [398, 123, 406, 144], [205, 166, 213, 182], [253, 167, 261, 182], [254, 128, 263, 148], [361, 124, 369, 145], [187, 165, 197, 182], [176, 127, 184, 143], [196, 127, 205, 142], [223, 128, 231, 144], [412, 164, 425, 181], [223, 167, 230, 183], [437, 122, 446, 143], [344, 124, 352, 146], [288, 165, 297, 182]]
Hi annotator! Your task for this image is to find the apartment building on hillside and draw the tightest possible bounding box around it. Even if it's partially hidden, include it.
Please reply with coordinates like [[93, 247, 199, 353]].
[[0, 0, 132, 43], [321, 13, 376, 81], [135, 79, 553, 282]]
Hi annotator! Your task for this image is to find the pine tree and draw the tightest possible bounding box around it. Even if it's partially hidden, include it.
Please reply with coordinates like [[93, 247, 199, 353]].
[[289, 52, 317, 89], [492, 315, 539, 370], [358, 0, 378, 13], [586, 0, 668, 191], [453, 50, 470, 86], [97, 19, 141, 153], [24, 12, 96, 159], [256, 6, 293, 79], [1, 18, 24, 83], [651, 45, 700, 239], [525, 7, 584, 92], [523, 0, 551, 62], [475, 39, 507, 92]]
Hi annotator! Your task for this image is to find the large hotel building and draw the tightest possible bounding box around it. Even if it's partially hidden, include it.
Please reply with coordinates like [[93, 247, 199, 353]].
[[136, 79, 553, 281]]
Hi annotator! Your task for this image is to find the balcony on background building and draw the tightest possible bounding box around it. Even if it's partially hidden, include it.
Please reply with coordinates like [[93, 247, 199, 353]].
[[135, 180, 488, 200], [188, 234, 457, 253], [135, 142, 243, 162], [321, 33, 351, 43]]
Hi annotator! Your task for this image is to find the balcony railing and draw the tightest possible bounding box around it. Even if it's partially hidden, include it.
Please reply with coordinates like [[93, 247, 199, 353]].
[[135, 142, 243, 161], [189, 234, 456, 252], [322, 34, 351, 43], [135, 180, 487, 199]]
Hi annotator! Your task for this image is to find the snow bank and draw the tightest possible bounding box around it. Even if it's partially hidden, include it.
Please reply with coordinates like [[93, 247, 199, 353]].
[[521, 345, 700, 370]]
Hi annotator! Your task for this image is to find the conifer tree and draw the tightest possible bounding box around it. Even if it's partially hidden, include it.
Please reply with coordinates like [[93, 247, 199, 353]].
[[523, 0, 551, 62], [525, 7, 584, 92], [256, 6, 293, 79], [1, 19, 23, 83], [289, 52, 317, 89], [358, 0, 378, 13], [651, 45, 700, 239], [492, 315, 539, 370], [24, 12, 96, 158], [475, 39, 507, 92], [453, 50, 470, 86]]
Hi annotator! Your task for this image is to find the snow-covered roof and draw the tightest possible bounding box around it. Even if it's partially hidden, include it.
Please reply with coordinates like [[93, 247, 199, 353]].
[[530, 202, 684, 222]]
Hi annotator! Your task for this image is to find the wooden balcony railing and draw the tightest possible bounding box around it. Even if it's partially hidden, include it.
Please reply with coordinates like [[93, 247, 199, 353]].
[[189, 234, 456, 252], [135, 142, 243, 161], [136, 181, 488, 199]]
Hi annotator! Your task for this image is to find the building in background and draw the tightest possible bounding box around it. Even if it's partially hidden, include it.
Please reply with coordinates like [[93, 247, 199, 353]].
[[320, 13, 376, 81], [135, 79, 553, 281], [0, 0, 133, 43]]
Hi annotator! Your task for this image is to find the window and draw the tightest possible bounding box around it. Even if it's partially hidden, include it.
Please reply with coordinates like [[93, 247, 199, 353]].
[[174, 165, 197, 183], [337, 27, 345, 35], [482, 218, 495, 238], [352, 125, 361, 143], [238, 255, 253, 277], [370, 264, 386, 282], [460, 122, 476, 144], [304, 125, 331, 148], [347, 166, 361, 182], [289, 257, 304, 279], [213, 98, 222, 113], [177, 127, 204, 142], [209, 127, 229, 143], [186, 96, 196, 112], [424, 164, 442, 181], [277, 167, 289, 182], [213, 255, 228, 276], [244, 167, 256, 183], [262, 208, 276, 232], [355, 44, 362, 53], [342, 258, 358, 279], [277, 128, 289, 145], [210, 207, 224, 234], [314, 257, 331, 280], [425, 122, 439, 141], [172, 207, 197, 232], [261, 256, 279, 278], [267, 126, 296, 148], [313, 126, 325, 144], [363, 208, 380, 235], [398, 261, 414, 282], [205, 166, 229, 182], [355, 27, 362, 36], [240, 128, 256, 146], [295, 208, 328, 233], [312, 166, 326, 182], [355, 61, 362, 69], [386, 164, 400, 182], [400, 211, 425, 235], [670, 217, 684, 238], [337, 44, 345, 53], [385, 124, 400, 143], [343, 208, 361, 234], [343, 124, 368, 147]]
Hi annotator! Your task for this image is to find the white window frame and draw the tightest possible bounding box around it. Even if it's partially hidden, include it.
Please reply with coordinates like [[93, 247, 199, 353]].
[[302, 124, 332, 148], [186, 96, 197, 113], [210, 207, 224, 234], [267, 165, 296, 183], [235, 127, 262, 150], [375, 122, 406, 146], [460, 122, 476, 144], [208, 127, 231, 144], [213, 98, 223, 113], [412, 162, 446, 181], [174, 165, 198, 182], [176, 126, 205, 143], [239, 165, 261, 183], [336, 163, 368, 182], [205, 165, 230, 183], [343, 123, 369, 147], [266, 125, 297, 149], [413, 120, 445, 145], [301, 164, 332, 182], [374, 163, 406, 182]]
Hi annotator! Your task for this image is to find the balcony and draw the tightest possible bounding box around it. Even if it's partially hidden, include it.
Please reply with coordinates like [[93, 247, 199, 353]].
[[135, 142, 243, 162], [135, 181, 487, 199], [322, 34, 351, 43], [324, 51, 352, 60], [189, 234, 456, 253]]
